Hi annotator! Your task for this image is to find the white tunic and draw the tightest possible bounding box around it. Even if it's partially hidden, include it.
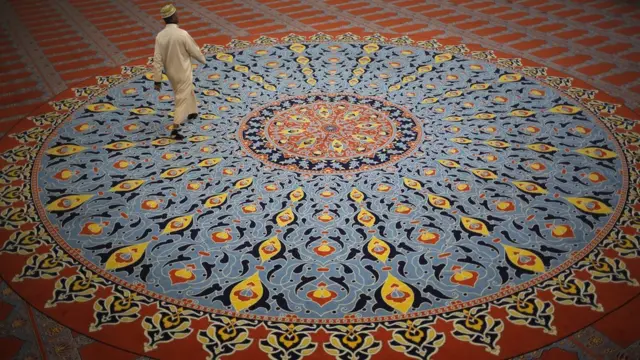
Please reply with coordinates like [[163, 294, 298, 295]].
[[152, 24, 206, 125]]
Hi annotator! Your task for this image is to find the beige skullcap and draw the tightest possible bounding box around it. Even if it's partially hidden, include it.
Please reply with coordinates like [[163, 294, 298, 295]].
[[160, 4, 176, 19]]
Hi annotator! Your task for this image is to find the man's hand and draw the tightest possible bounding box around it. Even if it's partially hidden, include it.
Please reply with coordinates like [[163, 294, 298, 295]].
[[154, 82, 162, 92]]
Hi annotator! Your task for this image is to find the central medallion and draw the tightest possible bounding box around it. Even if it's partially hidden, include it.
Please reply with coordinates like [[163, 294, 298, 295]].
[[239, 93, 423, 174]]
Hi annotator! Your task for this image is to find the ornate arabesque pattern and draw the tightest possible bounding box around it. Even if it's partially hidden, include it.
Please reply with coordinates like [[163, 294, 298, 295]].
[[0, 33, 637, 359]]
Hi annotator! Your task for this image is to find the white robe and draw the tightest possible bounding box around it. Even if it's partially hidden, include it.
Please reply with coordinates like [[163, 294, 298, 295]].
[[152, 24, 206, 125]]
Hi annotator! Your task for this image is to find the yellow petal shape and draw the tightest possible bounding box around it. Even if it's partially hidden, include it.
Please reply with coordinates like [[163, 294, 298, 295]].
[[235, 177, 253, 189], [435, 53, 453, 63], [513, 181, 548, 195], [402, 75, 416, 83], [105, 242, 149, 271], [353, 67, 365, 76], [510, 109, 535, 117], [381, 273, 414, 314], [421, 97, 439, 104], [297, 137, 316, 149], [460, 216, 490, 236], [388, 84, 401, 92], [86, 103, 117, 112], [352, 134, 374, 143], [367, 236, 390, 263], [160, 167, 188, 179], [276, 208, 295, 227], [417, 65, 433, 73], [348, 78, 359, 86], [201, 114, 219, 120], [444, 116, 464, 122], [575, 147, 617, 160], [499, 73, 522, 83], [503, 244, 545, 273], [204, 193, 228, 208], [289, 187, 305, 202], [403, 177, 422, 190], [357, 208, 376, 227], [331, 139, 344, 153], [549, 105, 581, 115], [565, 197, 612, 215], [471, 169, 498, 180], [428, 194, 451, 209], [358, 56, 372, 65], [150, 138, 177, 147], [198, 158, 222, 167], [162, 215, 193, 234], [363, 43, 379, 54], [46, 194, 94, 212], [470, 83, 490, 90], [437, 159, 461, 168], [203, 89, 220, 96], [349, 188, 365, 203], [444, 90, 463, 98], [233, 65, 248, 73], [46, 144, 87, 157], [259, 236, 282, 263], [249, 74, 264, 83], [474, 113, 496, 120], [230, 272, 264, 312], [110, 180, 144, 192], [451, 137, 472, 144], [528, 143, 558, 153], [289, 43, 306, 53], [188, 136, 210, 142], [216, 53, 233, 62], [485, 140, 510, 148]]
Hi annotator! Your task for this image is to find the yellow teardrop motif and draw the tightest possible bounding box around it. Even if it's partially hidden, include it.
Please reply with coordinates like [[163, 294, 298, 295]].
[[110, 180, 145, 192], [162, 215, 193, 234], [46, 194, 94, 212], [565, 197, 612, 215], [403, 177, 422, 190], [204, 193, 227, 208], [259, 236, 282, 263], [381, 273, 415, 314], [357, 208, 376, 228], [276, 208, 295, 227], [460, 216, 490, 236], [105, 242, 149, 271], [428, 194, 451, 209], [575, 147, 617, 160], [349, 188, 365, 203], [230, 272, 264, 312], [46, 145, 87, 157], [160, 167, 188, 179], [503, 244, 545, 273], [367, 236, 390, 263], [289, 187, 305, 202], [235, 177, 254, 189]]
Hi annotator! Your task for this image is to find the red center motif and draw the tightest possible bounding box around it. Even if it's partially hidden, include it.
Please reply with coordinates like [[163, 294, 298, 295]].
[[266, 101, 395, 161]]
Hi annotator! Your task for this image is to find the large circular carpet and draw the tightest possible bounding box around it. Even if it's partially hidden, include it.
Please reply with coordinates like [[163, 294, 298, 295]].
[[1, 33, 638, 359]]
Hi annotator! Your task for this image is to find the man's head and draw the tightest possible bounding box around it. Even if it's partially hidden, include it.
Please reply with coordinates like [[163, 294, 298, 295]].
[[161, 4, 178, 24]]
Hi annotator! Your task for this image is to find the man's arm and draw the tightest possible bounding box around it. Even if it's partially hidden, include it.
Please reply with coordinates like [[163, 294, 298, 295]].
[[185, 33, 206, 65], [152, 38, 163, 90]]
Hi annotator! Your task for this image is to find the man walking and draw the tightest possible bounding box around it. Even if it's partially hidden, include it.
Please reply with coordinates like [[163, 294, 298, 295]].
[[153, 4, 206, 140]]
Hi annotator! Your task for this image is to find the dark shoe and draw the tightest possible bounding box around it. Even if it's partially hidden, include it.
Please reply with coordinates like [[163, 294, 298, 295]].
[[170, 129, 185, 140], [187, 113, 198, 120]]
